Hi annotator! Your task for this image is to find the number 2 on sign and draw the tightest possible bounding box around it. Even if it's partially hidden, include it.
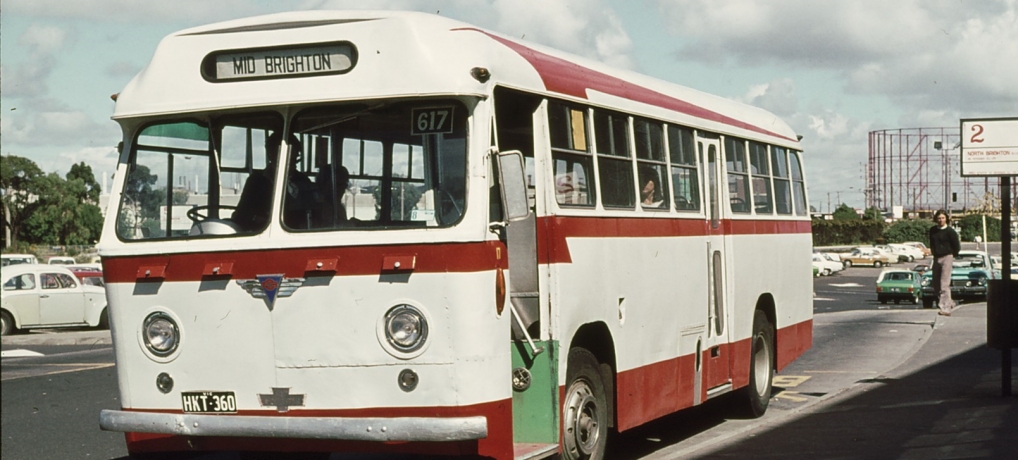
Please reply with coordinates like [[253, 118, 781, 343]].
[[970, 124, 984, 144]]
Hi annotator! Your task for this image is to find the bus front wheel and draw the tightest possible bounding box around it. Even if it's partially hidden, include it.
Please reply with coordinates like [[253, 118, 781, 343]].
[[736, 310, 775, 418], [562, 347, 608, 460]]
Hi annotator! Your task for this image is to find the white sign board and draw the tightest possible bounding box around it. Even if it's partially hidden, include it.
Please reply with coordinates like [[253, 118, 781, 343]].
[[960, 118, 1018, 176]]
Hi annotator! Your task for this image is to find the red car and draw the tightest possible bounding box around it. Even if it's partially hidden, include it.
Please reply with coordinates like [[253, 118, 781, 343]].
[[68, 265, 105, 288]]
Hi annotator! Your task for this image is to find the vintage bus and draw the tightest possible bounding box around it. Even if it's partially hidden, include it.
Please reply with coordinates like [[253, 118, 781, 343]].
[[98, 10, 813, 460]]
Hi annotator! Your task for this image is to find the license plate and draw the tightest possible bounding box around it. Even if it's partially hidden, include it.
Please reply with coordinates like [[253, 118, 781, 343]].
[[181, 391, 237, 414]]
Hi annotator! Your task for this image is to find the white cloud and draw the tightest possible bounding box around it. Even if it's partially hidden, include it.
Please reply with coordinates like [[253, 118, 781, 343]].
[[656, 0, 1018, 117], [740, 78, 797, 117], [19, 23, 68, 54]]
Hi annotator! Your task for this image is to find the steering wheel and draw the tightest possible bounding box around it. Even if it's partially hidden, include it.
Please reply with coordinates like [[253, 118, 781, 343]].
[[186, 205, 238, 223]]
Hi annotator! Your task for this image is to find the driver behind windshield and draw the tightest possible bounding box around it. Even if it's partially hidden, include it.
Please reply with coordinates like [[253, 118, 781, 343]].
[[232, 132, 282, 231]]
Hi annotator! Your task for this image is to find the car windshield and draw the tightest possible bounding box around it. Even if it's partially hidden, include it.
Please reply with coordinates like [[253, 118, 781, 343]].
[[956, 254, 985, 267]]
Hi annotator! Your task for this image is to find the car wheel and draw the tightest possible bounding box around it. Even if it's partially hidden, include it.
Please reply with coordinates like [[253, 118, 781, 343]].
[[874, 261, 883, 268], [562, 348, 609, 460], [1, 310, 15, 336], [922, 298, 934, 309], [97, 307, 110, 330], [735, 310, 775, 418], [845, 260, 853, 268], [912, 294, 920, 305], [824, 268, 831, 276], [908, 256, 915, 262]]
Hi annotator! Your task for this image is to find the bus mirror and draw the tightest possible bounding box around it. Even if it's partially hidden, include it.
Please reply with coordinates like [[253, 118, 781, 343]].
[[497, 150, 531, 222]]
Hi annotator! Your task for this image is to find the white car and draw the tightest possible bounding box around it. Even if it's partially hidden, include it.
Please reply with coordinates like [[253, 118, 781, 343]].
[[1, 264, 108, 335], [812, 253, 843, 276], [1, 254, 38, 267], [887, 243, 925, 262]]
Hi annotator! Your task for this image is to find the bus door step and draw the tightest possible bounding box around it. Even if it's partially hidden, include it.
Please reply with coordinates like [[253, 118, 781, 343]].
[[514, 442, 558, 460]]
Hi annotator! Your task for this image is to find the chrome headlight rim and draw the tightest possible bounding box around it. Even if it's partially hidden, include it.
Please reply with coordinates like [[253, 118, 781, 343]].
[[142, 311, 180, 358], [377, 303, 431, 360], [384, 304, 429, 353]]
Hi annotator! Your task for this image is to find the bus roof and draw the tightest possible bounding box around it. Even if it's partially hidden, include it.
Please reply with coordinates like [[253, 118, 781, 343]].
[[115, 10, 800, 148]]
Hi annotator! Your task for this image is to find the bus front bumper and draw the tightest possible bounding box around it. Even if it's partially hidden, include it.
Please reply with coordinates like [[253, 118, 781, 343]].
[[99, 409, 487, 442]]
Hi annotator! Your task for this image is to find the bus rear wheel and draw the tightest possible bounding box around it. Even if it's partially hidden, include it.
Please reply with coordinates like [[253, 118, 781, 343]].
[[562, 347, 608, 460], [736, 310, 774, 418]]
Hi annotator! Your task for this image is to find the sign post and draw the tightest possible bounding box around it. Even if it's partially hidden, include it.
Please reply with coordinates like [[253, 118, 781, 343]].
[[961, 117, 1018, 397]]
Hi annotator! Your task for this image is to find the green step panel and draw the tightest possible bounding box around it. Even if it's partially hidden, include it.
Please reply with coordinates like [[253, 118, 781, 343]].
[[511, 340, 559, 444]]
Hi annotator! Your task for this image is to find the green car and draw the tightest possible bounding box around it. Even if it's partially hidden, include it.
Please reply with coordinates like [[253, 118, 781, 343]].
[[876, 270, 922, 304]]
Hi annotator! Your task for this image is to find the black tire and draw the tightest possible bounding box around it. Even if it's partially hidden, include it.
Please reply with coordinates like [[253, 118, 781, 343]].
[[922, 298, 934, 309], [874, 261, 883, 268], [562, 348, 609, 460], [1, 310, 16, 336], [97, 307, 110, 330], [845, 260, 853, 268], [736, 310, 775, 418], [911, 294, 920, 305]]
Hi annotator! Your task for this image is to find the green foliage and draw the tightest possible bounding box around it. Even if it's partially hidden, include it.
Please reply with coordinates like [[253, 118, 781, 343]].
[[957, 214, 1001, 242], [1, 155, 46, 247], [811, 218, 886, 246], [883, 218, 932, 244], [831, 203, 860, 220], [863, 207, 883, 220], [67, 162, 101, 202]]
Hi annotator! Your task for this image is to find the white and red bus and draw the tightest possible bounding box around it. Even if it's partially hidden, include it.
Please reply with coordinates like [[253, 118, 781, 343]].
[[98, 10, 812, 460]]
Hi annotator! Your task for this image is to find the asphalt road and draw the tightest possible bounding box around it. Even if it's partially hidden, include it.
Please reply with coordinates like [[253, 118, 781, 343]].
[[0, 244, 1002, 459]]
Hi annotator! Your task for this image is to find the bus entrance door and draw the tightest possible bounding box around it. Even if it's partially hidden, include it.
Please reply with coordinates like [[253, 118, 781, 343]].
[[699, 137, 732, 396]]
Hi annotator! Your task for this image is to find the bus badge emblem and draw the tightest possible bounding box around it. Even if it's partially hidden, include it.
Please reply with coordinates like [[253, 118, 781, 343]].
[[258, 387, 305, 413], [236, 275, 305, 309]]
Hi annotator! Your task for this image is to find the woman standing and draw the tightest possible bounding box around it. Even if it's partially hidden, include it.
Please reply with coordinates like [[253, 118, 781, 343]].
[[929, 210, 961, 315]]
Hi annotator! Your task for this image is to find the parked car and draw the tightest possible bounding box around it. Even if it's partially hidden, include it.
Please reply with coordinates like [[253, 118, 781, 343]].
[[812, 253, 843, 276], [903, 242, 932, 258], [876, 269, 922, 304], [822, 252, 846, 271], [1, 254, 38, 267], [842, 248, 892, 268], [1, 264, 108, 335], [887, 243, 925, 262], [47, 256, 76, 265], [920, 250, 997, 308], [68, 265, 105, 288]]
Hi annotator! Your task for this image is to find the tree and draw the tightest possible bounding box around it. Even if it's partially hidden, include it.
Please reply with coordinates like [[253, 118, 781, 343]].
[[883, 218, 931, 244], [863, 207, 883, 221], [24, 172, 104, 245], [832, 203, 860, 221], [1, 155, 45, 248], [67, 162, 102, 203], [957, 214, 1001, 242]]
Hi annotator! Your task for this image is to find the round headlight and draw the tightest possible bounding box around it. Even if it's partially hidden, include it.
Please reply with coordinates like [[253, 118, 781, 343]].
[[384, 305, 428, 352], [143, 312, 179, 356]]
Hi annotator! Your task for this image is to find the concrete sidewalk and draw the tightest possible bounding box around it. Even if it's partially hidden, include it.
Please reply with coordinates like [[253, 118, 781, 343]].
[[690, 302, 1017, 459]]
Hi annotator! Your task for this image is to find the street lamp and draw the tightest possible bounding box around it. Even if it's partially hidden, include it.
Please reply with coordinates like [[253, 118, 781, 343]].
[[934, 141, 960, 215]]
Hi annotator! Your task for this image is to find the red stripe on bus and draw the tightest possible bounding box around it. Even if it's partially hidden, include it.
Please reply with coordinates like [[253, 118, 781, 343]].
[[123, 399, 514, 459], [612, 318, 810, 431], [102, 241, 505, 283], [454, 28, 798, 144], [538, 216, 812, 264]]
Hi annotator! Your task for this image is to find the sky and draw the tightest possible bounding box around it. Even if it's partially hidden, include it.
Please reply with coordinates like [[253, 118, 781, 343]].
[[2, 0, 1017, 211]]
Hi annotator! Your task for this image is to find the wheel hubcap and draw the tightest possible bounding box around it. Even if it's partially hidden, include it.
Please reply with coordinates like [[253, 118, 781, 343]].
[[752, 334, 771, 397], [564, 381, 600, 457]]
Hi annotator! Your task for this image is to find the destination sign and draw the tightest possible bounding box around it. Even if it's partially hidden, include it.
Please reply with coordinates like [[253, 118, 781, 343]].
[[204, 42, 356, 82]]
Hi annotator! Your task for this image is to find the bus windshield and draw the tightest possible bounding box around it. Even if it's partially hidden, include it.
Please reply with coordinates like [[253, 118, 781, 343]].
[[283, 99, 467, 230], [114, 99, 467, 240]]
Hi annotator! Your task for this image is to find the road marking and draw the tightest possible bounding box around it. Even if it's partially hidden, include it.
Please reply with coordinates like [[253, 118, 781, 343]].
[[773, 375, 811, 387], [829, 283, 863, 287], [1, 363, 115, 381], [773, 391, 809, 402], [1, 349, 44, 358]]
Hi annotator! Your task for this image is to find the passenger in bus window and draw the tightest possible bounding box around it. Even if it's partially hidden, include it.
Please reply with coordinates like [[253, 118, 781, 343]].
[[233, 132, 282, 232], [639, 167, 664, 208], [312, 162, 350, 228]]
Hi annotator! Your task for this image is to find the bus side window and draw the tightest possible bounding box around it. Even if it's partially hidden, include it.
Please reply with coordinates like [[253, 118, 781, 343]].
[[549, 101, 595, 207], [594, 109, 634, 208], [668, 125, 700, 212], [748, 141, 773, 215], [724, 137, 750, 213], [772, 147, 792, 215], [634, 118, 668, 210], [790, 150, 808, 216]]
